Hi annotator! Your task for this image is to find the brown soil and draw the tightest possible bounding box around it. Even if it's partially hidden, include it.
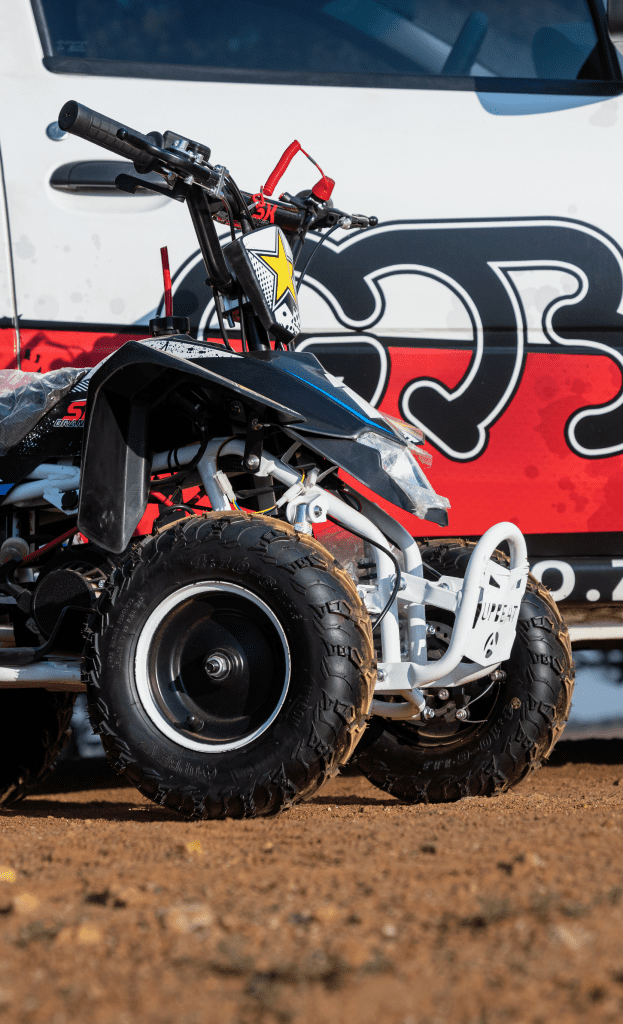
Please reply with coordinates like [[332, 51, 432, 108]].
[[0, 741, 622, 1024]]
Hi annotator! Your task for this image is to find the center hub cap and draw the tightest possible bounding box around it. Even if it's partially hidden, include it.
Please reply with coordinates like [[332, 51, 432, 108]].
[[203, 648, 239, 683]]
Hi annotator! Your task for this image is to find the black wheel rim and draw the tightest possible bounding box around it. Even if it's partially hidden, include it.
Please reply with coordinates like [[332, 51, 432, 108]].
[[134, 582, 290, 752]]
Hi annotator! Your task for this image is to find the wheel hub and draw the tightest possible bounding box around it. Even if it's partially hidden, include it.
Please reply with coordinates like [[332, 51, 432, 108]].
[[203, 647, 243, 684]]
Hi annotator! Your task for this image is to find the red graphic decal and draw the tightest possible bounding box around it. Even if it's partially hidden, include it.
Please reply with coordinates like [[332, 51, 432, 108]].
[[135, 486, 211, 537], [379, 347, 623, 537], [63, 400, 87, 422], [250, 194, 276, 224], [0, 327, 146, 373]]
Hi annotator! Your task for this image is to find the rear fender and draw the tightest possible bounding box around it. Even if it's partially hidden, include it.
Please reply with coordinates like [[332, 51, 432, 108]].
[[78, 340, 299, 553]]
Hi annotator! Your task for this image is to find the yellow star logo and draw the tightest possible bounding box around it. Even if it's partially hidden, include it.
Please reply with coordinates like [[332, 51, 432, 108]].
[[257, 231, 297, 305]]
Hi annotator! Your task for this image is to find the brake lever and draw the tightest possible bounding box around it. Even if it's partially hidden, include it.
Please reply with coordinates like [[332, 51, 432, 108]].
[[279, 191, 308, 212], [115, 173, 188, 203]]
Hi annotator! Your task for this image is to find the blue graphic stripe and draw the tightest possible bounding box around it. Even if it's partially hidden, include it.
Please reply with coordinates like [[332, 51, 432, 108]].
[[282, 368, 393, 434]]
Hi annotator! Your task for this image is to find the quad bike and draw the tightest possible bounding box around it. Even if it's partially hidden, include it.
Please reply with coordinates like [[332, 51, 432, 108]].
[[0, 100, 573, 816]]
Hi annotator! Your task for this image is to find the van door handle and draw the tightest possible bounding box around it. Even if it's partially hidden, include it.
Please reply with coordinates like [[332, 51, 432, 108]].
[[50, 160, 163, 194]]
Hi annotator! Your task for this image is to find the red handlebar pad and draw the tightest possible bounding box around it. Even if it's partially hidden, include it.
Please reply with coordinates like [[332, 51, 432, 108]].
[[262, 141, 302, 197]]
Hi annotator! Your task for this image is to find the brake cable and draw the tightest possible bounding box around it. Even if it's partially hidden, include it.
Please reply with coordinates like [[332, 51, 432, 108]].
[[295, 223, 339, 294], [226, 175, 255, 232], [212, 287, 235, 352], [296, 223, 369, 294], [459, 675, 502, 723], [219, 193, 237, 242]]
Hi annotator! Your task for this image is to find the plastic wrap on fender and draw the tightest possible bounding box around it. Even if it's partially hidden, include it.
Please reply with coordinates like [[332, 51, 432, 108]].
[[0, 367, 87, 455], [358, 431, 450, 520]]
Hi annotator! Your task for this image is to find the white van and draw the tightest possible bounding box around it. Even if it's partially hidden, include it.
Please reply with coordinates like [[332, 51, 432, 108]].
[[1, 0, 623, 648]]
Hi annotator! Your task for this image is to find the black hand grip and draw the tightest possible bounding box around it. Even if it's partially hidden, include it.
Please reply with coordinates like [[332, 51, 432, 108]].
[[58, 101, 151, 164]]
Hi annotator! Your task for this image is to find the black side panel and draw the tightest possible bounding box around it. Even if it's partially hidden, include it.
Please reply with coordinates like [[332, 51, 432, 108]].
[[78, 386, 150, 553]]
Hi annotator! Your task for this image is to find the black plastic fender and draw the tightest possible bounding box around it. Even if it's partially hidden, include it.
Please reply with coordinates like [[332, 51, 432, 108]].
[[78, 340, 301, 553]]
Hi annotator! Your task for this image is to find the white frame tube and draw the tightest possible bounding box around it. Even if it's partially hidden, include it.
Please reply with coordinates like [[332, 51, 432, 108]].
[[0, 657, 84, 691]]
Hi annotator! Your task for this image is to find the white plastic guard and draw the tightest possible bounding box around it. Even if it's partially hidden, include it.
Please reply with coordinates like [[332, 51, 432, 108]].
[[463, 558, 529, 667]]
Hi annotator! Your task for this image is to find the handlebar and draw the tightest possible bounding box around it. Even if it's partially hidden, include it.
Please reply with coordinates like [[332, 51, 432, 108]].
[[57, 100, 377, 235]]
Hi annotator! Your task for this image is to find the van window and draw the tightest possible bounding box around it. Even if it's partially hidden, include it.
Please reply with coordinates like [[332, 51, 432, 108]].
[[37, 0, 606, 81]]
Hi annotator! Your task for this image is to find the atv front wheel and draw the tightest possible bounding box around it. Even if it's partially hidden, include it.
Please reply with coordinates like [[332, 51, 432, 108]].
[[85, 513, 374, 819], [352, 540, 574, 804]]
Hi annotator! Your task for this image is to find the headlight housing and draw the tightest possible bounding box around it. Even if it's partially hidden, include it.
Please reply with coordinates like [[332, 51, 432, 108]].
[[358, 431, 450, 520], [380, 412, 425, 449]]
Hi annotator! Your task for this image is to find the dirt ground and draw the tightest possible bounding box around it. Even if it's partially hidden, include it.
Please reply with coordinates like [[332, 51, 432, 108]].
[[0, 741, 622, 1024]]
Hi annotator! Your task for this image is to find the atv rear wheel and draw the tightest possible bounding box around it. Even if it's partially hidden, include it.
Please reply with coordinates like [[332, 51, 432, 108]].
[[85, 512, 374, 819], [352, 540, 574, 804], [0, 690, 75, 806]]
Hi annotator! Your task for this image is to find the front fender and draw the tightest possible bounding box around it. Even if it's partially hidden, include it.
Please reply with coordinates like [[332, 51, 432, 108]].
[[78, 340, 300, 553]]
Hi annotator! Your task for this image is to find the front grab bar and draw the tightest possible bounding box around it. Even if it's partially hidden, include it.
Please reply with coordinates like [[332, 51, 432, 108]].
[[400, 523, 528, 688]]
